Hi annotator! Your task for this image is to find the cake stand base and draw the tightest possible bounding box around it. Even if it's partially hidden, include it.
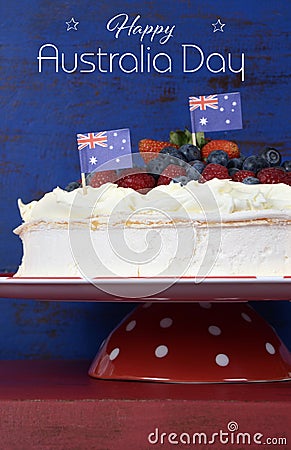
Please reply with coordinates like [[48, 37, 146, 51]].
[[89, 302, 291, 383]]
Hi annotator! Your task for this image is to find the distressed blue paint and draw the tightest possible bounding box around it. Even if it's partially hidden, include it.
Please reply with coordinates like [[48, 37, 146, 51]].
[[0, 0, 290, 358]]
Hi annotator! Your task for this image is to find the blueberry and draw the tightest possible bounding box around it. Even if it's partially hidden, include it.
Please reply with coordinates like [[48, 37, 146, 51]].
[[159, 147, 187, 161], [178, 144, 201, 162], [189, 160, 205, 173], [282, 161, 291, 172], [186, 161, 205, 180], [146, 156, 168, 177], [242, 155, 269, 173], [227, 157, 244, 170], [65, 181, 81, 191], [172, 176, 190, 186], [242, 177, 261, 185], [207, 150, 229, 166], [228, 167, 240, 177], [186, 166, 201, 181], [260, 147, 282, 167]]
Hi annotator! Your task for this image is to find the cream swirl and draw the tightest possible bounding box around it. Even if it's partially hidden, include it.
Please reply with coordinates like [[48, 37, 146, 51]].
[[17, 178, 291, 223]]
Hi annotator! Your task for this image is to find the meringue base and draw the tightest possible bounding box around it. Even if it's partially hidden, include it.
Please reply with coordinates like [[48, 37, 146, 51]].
[[14, 216, 291, 277]]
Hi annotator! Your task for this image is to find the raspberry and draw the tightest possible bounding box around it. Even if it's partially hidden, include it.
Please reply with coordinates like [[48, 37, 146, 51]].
[[232, 170, 256, 182], [157, 165, 187, 186], [117, 170, 156, 193], [200, 164, 229, 182], [257, 168, 287, 184], [89, 170, 116, 188]]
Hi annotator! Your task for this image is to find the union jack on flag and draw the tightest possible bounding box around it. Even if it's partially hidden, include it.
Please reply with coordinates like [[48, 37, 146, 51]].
[[189, 95, 219, 111], [189, 92, 242, 133], [76, 128, 133, 174], [77, 131, 107, 150]]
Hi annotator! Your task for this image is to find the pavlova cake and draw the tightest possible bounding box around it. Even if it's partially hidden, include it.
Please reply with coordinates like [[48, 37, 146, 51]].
[[13, 133, 291, 278]]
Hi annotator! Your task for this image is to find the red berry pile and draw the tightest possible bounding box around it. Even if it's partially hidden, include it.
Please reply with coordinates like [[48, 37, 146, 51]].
[[65, 134, 291, 192]]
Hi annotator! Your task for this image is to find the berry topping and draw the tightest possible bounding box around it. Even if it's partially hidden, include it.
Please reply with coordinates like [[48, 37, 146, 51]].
[[117, 169, 156, 193], [201, 164, 230, 182], [282, 161, 291, 172], [146, 156, 169, 178], [259, 147, 282, 167], [227, 157, 245, 170], [201, 140, 240, 160], [173, 175, 190, 186], [242, 155, 269, 173], [138, 139, 179, 163], [189, 160, 205, 173], [178, 144, 201, 162], [65, 181, 81, 192], [157, 165, 187, 186], [242, 177, 261, 185], [186, 162, 205, 181], [159, 147, 187, 164], [232, 170, 256, 182], [88, 170, 116, 188], [206, 150, 229, 166], [257, 167, 289, 184]]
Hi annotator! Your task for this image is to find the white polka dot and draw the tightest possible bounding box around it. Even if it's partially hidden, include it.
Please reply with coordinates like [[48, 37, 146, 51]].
[[109, 145, 113, 149], [232, 101, 237, 106], [208, 325, 221, 336], [122, 139, 126, 143], [115, 158, 120, 163], [160, 318, 173, 328], [266, 342, 276, 355], [126, 320, 136, 331], [241, 312, 252, 322], [231, 109, 235, 112], [113, 132, 118, 136], [155, 345, 168, 358], [109, 348, 120, 360], [220, 107, 224, 112], [224, 95, 228, 100], [225, 119, 231, 124], [121, 146, 124, 150], [199, 302, 212, 309], [216, 353, 229, 367]]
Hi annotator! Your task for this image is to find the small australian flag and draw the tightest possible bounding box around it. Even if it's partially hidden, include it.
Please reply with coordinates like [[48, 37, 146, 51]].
[[189, 92, 243, 133], [77, 128, 133, 173]]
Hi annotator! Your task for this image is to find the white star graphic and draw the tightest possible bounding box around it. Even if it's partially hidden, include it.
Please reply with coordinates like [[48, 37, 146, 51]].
[[199, 117, 208, 126], [66, 17, 79, 31], [89, 156, 98, 165], [212, 18, 225, 33]]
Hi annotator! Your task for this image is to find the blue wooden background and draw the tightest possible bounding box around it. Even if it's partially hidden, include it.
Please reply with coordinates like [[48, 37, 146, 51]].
[[1, 0, 290, 359]]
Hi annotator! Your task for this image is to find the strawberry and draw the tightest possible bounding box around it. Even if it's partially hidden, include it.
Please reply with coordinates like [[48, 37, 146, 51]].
[[157, 165, 186, 186], [201, 140, 240, 160], [201, 163, 230, 182], [117, 170, 156, 193], [232, 170, 256, 182], [89, 170, 116, 188], [257, 167, 288, 184], [139, 139, 179, 163]]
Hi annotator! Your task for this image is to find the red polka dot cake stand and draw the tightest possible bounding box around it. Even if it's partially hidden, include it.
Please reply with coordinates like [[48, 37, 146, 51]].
[[89, 301, 291, 383], [1, 275, 291, 383]]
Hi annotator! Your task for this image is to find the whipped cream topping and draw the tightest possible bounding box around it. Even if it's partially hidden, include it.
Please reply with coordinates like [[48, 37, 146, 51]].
[[17, 179, 291, 224]]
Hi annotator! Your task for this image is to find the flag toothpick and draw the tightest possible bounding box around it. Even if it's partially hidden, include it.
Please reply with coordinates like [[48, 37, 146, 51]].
[[76, 128, 133, 194], [81, 172, 87, 195]]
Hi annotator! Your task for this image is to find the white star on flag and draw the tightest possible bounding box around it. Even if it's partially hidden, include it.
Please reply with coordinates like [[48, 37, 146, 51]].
[[199, 117, 208, 126], [89, 156, 98, 165]]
